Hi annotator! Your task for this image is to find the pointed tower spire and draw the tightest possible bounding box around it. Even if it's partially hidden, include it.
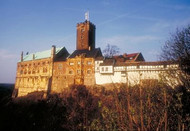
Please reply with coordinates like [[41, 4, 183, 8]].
[[85, 11, 89, 21]]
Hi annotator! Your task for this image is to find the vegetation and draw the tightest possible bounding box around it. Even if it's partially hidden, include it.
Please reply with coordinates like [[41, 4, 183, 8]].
[[161, 25, 190, 87], [0, 83, 190, 131], [103, 44, 120, 58]]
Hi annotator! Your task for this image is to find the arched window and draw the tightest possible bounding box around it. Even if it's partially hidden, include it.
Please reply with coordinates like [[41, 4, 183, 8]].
[[69, 70, 73, 74], [87, 69, 91, 74]]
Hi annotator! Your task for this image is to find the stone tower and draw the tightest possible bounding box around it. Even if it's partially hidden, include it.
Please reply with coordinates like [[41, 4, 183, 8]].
[[76, 12, 95, 50]]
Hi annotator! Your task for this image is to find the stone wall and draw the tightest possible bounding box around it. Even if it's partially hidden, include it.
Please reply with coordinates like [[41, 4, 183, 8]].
[[14, 58, 53, 97]]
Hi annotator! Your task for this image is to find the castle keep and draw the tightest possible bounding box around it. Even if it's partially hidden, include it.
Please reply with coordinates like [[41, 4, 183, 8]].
[[13, 15, 179, 97]]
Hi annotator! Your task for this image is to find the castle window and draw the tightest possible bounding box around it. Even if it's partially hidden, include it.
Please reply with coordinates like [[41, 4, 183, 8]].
[[43, 68, 47, 73], [77, 70, 81, 74], [20, 70, 23, 74], [69, 70, 73, 74], [77, 61, 81, 65], [87, 61, 92, 65], [96, 67, 99, 70], [58, 64, 63, 69], [87, 69, 91, 74], [101, 67, 104, 71], [69, 62, 74, 65], [105, 67, 108, 71]]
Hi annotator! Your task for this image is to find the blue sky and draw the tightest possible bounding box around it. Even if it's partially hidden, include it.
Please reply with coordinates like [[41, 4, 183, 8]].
[[0, 0, 190, 83]]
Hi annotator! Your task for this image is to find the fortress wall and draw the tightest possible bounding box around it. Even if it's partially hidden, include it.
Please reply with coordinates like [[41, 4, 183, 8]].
[[14, 58, 52, 97]]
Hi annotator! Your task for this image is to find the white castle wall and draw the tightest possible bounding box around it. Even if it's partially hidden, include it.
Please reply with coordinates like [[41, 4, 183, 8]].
[[95, 60, 179, 86]]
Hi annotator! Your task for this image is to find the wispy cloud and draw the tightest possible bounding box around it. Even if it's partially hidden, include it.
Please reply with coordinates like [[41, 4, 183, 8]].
[[101, 0, 111, 6], [0, 49, 19, 83], [157, 4, 190, 11], [148, 18, 190, 33], [97, 0, 158, 26], [0, 49, 18, 60], [99, 35, 161, 47]]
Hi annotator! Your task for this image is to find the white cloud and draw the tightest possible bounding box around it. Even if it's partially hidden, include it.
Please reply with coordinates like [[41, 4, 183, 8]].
[[99, 35, 160, 47]]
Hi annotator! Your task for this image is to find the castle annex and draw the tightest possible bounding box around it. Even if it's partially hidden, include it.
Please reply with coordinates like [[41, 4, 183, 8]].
[[13, 14, 179, 97]]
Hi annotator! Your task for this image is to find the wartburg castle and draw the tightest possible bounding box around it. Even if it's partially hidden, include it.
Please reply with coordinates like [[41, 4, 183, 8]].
[[13, 14, 179, 97]]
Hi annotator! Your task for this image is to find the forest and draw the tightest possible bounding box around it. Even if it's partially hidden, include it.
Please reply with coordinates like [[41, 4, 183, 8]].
[[0, 82, 190, 131]]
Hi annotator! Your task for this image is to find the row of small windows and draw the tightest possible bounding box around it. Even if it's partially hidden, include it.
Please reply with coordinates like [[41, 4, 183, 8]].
[[17, 77, 48, 83], [18, 61, 50, 67], [140, 65, 164, 69], [20, 68, 48, 74], [68, 69, 92, 74], [114, 65, 177, 70], [69, 61, 92, 65], [101, 67, 109, 71]]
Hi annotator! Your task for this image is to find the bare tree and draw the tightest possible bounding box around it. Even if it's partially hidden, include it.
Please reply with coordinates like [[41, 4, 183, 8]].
[[161, 25, 190, 130], [161, 25, 190, 87], [103, 44, 120, 58]]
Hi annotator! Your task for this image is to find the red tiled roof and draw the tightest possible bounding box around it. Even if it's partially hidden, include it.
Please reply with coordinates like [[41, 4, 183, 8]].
[[113, 53, 140, 62]]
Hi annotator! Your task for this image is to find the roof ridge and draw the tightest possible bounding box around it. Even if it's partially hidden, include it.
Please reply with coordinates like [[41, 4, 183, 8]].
[[25, 47, 64, 56]]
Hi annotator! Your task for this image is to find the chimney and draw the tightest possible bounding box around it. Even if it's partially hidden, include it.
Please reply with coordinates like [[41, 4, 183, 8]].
[[21, 51, 23, 62], [123, 53, 127, 58], [51, 45, 56, 59], [33, 54, 35, 60]]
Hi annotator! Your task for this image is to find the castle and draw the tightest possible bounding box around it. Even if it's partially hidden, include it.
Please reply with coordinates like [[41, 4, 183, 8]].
[[13, 14, 179, 97]]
